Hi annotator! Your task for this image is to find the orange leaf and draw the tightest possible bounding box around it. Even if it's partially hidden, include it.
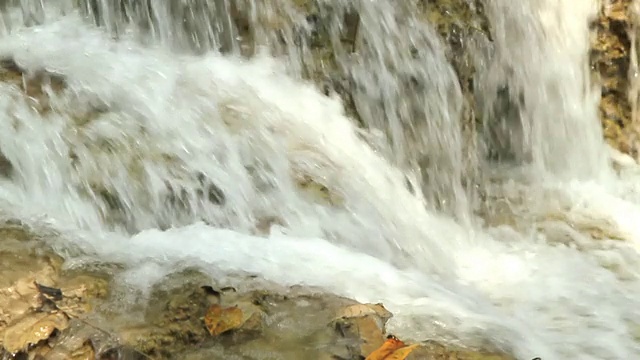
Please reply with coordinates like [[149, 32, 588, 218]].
[[385, 344, 420, 359], [365, 335, 406, 360], [204, 304, 244, 336]]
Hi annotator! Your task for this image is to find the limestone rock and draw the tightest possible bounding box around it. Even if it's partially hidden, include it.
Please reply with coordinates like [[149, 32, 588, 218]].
[[591, 0, 639, 156], [420, 0, 491, 115], [406, 340, 515, 360], [0, 222, 115, 359], [0, 153, 11, 178], [0, 225, 64, 335], [0, 225, 519, 359], [2, 311, 70, 354], [607, 142, 637, 171]]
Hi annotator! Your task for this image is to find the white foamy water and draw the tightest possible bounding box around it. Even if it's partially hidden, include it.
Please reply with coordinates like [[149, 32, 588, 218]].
[[1, 2, 640, 360]]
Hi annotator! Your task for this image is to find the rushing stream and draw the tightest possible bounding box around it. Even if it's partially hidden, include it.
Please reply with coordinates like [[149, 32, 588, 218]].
[[1, 1, 640, 359]]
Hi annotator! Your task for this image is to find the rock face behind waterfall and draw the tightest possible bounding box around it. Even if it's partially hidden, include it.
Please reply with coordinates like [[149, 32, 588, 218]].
[[3, 0, 639, 172], [591, 0, 640, 158]]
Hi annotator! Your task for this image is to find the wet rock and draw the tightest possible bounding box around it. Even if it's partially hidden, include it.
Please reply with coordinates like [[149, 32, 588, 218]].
[[115, 271, 213, 357], [0, 58, 66, 114], [0, 59, 63, 180], [0, 238, 64, 335], [333, 303, 392, 357], [406, 340, 515, 360], [285, 0, 489, 140], [43, 321, 107, 360], [196, 172, 226, 206], [296, 174, 344, 206], [590, 0, 639, 156], [113, 270, 365, 359], [97, 345, 147, 360], [2, 311, 69, 354], [0, 222, 517, 359], [254, 215, 286, 235], [479, 85, 527, 164], [420, 0, 491, 90], [0, 153, 12, 178], [607, 142, 637, 171], [0, 222, 115, 359], [80, 169, 229, 233]]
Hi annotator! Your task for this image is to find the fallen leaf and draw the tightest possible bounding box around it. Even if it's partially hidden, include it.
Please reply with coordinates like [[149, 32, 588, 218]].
[[365, 335, 406, 360], [384, 344, 419, 359], [3, 311, 69, 354], [203, 304, 244, 336]]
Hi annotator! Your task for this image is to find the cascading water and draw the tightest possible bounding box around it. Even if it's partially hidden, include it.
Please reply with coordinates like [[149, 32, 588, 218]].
[[1, 0, 640, 359]]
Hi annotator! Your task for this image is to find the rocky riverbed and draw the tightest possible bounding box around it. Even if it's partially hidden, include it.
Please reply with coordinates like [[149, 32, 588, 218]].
[[0, 221, 515, 360]]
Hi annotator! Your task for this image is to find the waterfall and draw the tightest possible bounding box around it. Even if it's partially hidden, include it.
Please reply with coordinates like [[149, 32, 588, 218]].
[[0, 1, 639, 359]]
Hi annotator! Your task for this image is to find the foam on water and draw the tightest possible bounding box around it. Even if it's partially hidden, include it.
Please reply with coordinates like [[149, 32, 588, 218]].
[[1, 3, 640, 360]]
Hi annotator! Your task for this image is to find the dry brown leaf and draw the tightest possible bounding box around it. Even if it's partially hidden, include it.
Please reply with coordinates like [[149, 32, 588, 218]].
[[384, 344, 420, 359], [203, 304, 244, 336], [0, 251, 63, 331], [3, 311, 69, 354], [365, 335, 406, 360]]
